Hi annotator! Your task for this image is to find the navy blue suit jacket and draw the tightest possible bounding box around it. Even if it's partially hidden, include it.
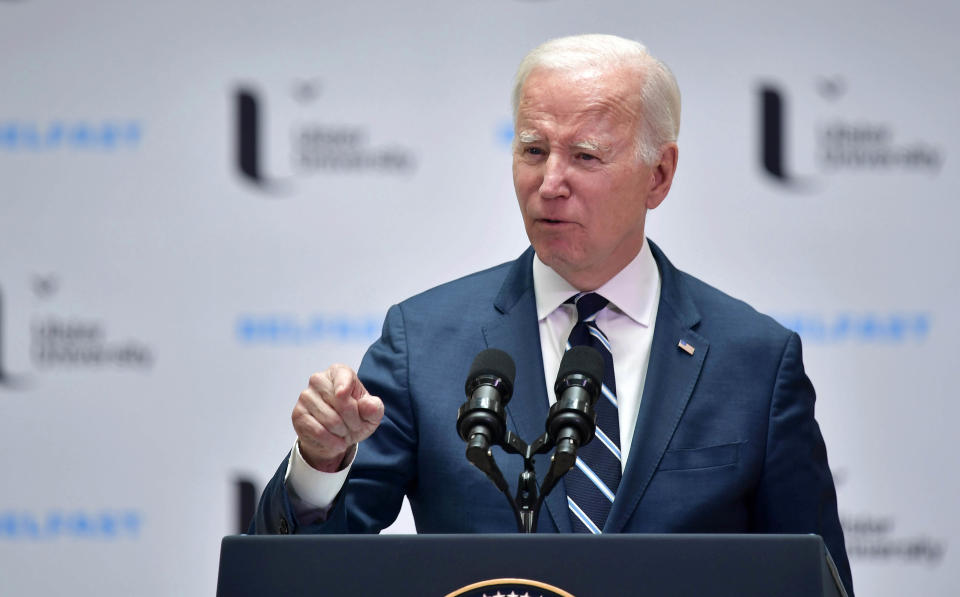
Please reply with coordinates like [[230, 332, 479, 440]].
[[252, 241, 853, 594]]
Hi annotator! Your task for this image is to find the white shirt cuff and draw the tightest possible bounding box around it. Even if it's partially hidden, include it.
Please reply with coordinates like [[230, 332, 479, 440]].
[[284, 440, 356, 510]]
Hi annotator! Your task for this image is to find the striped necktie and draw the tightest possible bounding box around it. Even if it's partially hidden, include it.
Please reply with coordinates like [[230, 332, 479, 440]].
[[563, 292, 621, 533]]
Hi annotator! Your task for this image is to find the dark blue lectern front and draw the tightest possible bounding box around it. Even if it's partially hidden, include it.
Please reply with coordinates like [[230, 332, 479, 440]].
[[217, 534, 848, 597]]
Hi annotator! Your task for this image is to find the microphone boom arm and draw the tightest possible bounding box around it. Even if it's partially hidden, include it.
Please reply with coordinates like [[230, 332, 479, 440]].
[[462, 418, 584, 533], [463, 431, 522, 531]]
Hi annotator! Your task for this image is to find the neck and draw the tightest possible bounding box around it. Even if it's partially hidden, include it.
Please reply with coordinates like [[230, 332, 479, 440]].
[[556, 244, 647, 292]]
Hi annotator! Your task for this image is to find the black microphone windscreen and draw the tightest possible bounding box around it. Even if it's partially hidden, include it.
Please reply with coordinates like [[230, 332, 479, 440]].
[[557, 345, 604, 385], [468, 348, 516, 384]]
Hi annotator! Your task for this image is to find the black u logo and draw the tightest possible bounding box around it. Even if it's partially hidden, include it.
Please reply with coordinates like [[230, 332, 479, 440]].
[[235, 88, 288, 194], [759, 84, 812, 189]]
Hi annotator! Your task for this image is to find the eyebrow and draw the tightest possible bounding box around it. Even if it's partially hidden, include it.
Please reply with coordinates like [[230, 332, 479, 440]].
[[516, 131, 611, 153], [516, 130, 543, 144], [572, 140, 610, 153]]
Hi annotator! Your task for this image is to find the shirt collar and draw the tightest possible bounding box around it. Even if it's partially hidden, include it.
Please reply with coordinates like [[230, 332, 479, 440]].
[[532, 238, 661, 327]]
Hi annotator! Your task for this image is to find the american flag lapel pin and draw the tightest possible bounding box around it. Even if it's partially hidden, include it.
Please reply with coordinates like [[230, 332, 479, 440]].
[[678, 339, 695, 355]]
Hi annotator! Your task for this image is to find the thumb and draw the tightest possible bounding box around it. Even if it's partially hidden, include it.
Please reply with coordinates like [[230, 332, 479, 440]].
[[357, 394, 384, 429]]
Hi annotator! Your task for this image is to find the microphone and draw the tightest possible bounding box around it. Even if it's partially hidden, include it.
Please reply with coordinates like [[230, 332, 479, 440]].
[[546, 345, 604, 455], [456, 348, 516, 453]]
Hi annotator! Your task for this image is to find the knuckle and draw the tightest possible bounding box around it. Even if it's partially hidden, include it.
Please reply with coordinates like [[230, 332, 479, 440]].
[[329, 419, 348, 435], [331, 363, 356, 381], [322, 408, 339, 423], [291, 403, 307, 421]]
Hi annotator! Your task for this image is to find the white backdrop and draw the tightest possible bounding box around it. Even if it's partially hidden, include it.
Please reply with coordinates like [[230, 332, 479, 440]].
[[1, 1, 957, 595]]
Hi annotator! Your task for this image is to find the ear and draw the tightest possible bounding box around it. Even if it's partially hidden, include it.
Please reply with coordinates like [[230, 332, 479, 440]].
[[645, 143, 678, 210]]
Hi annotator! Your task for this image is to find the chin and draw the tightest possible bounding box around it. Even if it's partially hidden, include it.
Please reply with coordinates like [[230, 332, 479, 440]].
[[533, 246, 581, 273]]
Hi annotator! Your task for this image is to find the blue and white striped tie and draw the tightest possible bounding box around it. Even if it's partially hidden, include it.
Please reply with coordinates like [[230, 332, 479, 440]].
[[563, 292, 621, 534]]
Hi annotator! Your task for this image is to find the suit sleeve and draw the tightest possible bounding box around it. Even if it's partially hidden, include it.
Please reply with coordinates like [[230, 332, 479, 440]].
[[248, 303, 418, 534], [752, 331, 854, 595]]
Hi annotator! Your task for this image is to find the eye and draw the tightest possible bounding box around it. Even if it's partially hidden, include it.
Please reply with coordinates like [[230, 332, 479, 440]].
[[577, 152, 598, 161], [524, 146, 545, 156]]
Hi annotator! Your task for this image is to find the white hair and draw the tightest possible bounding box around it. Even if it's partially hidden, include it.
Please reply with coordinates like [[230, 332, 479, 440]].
[[511, 34, 681, 164]]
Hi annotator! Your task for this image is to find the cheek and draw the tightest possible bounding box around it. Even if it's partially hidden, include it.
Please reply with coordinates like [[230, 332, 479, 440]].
[[514, 188, 534, 226], [587, 186, 636, 235], [513, 163, 537, 190], [513, 169, 540, 209]]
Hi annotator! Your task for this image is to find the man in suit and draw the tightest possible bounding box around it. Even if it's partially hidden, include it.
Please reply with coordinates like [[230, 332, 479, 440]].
[[251, 34, 853, 594]]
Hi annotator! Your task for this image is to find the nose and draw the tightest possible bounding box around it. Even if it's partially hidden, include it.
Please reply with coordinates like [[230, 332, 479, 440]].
[[539, 154, 570, 199]]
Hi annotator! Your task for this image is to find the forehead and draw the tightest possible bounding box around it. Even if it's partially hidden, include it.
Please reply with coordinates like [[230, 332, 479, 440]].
[[515, 67, 643, 135]]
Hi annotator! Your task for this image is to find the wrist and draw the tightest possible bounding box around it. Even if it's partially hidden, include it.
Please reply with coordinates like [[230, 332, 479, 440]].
[[296, 440, 352, 473]]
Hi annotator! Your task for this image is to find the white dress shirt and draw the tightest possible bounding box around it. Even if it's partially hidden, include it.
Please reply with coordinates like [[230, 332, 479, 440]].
[[285, 239, 661, 511], [532, 238, 661, 471]]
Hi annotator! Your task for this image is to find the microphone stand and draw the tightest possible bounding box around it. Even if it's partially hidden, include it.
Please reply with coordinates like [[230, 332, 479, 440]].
[[465, 429, 579, 533], [458, 346, 601, 533]]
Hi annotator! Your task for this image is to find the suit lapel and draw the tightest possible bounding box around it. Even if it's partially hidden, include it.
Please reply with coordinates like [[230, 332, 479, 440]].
[[605, 241, 709, 533], [477, 242, 707, 534], [482, 248, 572, 533]]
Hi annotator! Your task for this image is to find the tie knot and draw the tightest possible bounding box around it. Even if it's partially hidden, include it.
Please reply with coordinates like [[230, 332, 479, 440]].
[[565, 292, 610, 323]]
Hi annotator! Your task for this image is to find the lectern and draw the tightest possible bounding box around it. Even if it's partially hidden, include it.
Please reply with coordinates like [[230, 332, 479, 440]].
[[217, 534, 848, 596]]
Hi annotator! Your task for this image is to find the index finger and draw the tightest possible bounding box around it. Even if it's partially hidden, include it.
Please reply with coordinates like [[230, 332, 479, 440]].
[[327, 364, 365, 402]]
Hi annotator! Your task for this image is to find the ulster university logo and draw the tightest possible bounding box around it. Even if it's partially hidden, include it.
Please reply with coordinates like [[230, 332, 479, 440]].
[[757, 80, 942, 190], [233, 82, 416, 195], [0, 277, 154, 389]]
